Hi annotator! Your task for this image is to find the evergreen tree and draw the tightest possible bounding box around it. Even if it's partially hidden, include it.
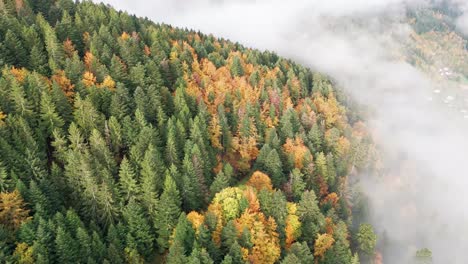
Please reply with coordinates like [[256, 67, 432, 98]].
[[289, 242, 314, 263], [0, 162, 11, 192], [173, 213, 196, 255], [155, 174, 182, 252], [167, 240, 187, 264], [210, 170, 231, 199], [230, 56, 244, 77], [297, 190, 325, 247], [29, 45, 49, 75], [357, 223, 377, 257], [122, 199, 154, 258], [139, 144, 163, 213], [4, 30, 27, 67], [118, 157, 138, 202], [55, 226, 78, 264], [265, 149, 284, 188]]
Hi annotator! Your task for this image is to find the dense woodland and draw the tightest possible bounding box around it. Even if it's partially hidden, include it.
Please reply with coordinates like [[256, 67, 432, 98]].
[[0, 0, 380, 263]]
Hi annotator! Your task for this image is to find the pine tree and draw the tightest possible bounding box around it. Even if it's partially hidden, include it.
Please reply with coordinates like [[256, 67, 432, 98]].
[[265, 149, 284, 188], [221, 220, 237, 252], [289, 242, 314, 263], [210, 170, 231, 198], [155, 174, 182, 252], [297, 190, 325, 247], [166, 120, 180, 166], [326, 153, 337, 188], [4, 30, 27, 67], [139, 144, 163, 213], [122, 199, 154, 258], [0, 162, 11, 192], [230, 56, 244, 77], [181, 153, 203, 211], [29, 45, 49, 75], [40, 91, 65, 136], [315, 152, 328, 182], [357, 223, 376, 257], [37, 14, 65, 72], [55, 226, 78, 264], [281, 254, 300, 264], [76, 227, 92, 263], [118, 157, 138, 202], [167, 240, 188, 264], [288, 169, 305, 201]]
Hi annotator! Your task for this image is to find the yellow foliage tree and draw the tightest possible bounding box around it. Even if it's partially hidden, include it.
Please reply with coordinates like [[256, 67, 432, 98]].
[[235, 210, 280, 264], [285, 202, 301, 248], [100, 75, 116, 90], [209, 115, 223, 150], [314, 93, 345, 129], [13, 242, 34, 264], [314, 233, 335, 260], [120, 31, 130, 41], [0, 190, 31, 231], [186, 211, 205, 233], [82, 71, 96, 87], [0, 111, 6, 126]]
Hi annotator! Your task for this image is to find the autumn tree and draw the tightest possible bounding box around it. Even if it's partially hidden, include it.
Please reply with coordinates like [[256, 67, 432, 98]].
[[314, 233, 335, 260], [246, 171, 273, 192], [0, 190, 31, 231]]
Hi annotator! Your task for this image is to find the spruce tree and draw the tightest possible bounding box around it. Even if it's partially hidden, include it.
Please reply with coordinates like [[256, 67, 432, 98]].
[[118, 157, 138, 202], [122, 199, 154, 259], [155, 174, 181, 252], [55, 226, 78, 264], [230, 56, 244, 77]]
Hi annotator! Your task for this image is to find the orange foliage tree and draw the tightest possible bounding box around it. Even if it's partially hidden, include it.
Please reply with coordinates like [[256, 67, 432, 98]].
[[52, 70, 75, 100], [283, 137, 312, 169], [246, 171, 273, 192], [10, 67, 27, 83], [63, 38, 75, 58]]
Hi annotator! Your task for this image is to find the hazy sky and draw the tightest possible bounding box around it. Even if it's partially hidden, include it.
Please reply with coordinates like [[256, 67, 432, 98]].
[[95, 0, 468, 262]]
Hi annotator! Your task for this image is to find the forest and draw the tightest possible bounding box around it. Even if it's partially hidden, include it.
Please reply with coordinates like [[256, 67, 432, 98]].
[[0, 0, 382, 263]]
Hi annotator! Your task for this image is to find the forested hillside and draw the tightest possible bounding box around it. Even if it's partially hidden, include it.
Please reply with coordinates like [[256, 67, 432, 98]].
[[0, 0, 377, 263]]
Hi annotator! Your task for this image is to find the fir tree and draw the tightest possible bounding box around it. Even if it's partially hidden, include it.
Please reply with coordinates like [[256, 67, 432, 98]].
[[155, 174, 182, 252]]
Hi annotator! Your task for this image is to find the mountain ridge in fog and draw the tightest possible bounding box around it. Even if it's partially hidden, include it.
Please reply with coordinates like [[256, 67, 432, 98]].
[[97, 0, 468, 262]]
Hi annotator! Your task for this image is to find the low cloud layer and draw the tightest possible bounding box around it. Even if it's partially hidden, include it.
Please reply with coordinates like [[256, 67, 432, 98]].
[[96, 0, 468, 262]]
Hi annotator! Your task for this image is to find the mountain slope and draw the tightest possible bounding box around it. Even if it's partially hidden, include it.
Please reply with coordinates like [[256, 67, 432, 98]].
[[0, 0, 376, 263]]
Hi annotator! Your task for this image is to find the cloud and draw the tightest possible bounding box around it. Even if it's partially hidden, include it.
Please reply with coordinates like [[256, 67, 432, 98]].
[[95, 0, 468, 262]]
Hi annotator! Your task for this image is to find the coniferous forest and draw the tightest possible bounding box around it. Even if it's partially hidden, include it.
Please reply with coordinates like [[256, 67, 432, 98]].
[[0, 0, 379, 263]]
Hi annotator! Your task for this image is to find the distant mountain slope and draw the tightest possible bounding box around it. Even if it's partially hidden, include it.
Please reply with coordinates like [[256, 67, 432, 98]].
[[0, 0, 376, 263]]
